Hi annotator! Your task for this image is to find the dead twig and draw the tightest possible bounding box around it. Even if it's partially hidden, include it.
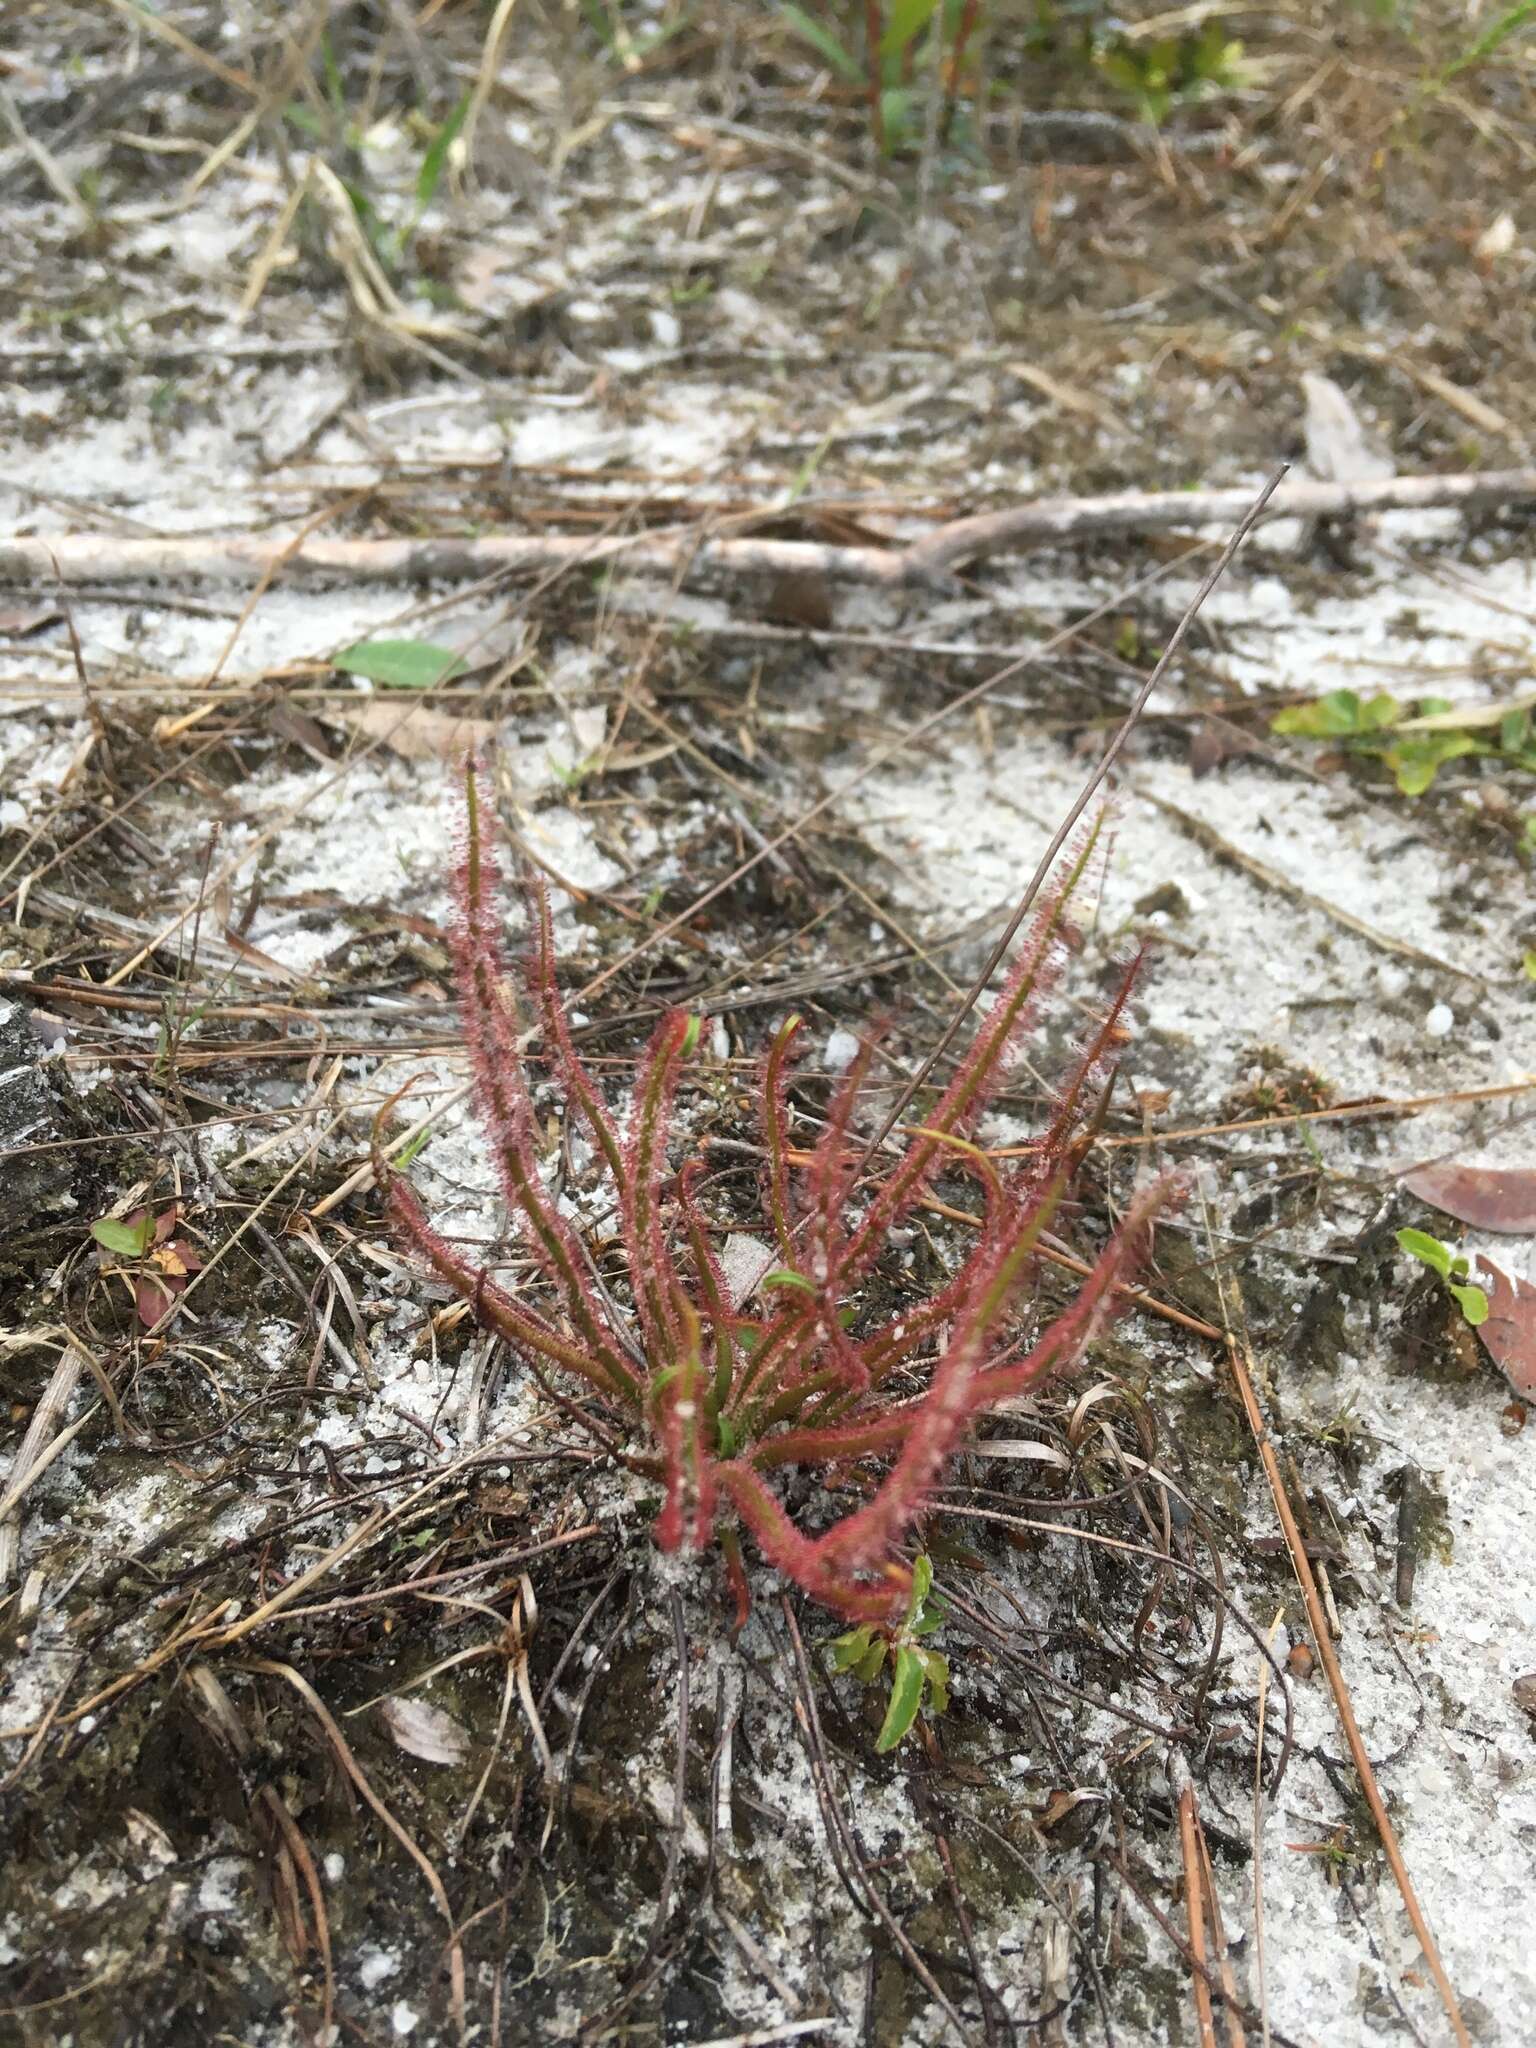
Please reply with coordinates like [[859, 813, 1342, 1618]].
[[1100, 1073, 1536, 1149], [6, 468, 1535, 590], [246, 1657, 467, 2039]]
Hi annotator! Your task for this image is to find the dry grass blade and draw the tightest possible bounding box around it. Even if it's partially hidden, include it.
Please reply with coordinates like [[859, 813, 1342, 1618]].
[[1251, 1607, 1285, 2048], [1219, 1330, 1470, 2047], [96, 0, 258, 94], [1100, 1073, 1536, 1149], [246, 1657, 468, 2039], [1178, 1782, 1219, 2048], [1194, 1786, 1246, 2047], [0, 1335, 90, 1583], [781, 1600, 976, 2045], [254, 1782, 335, 2039], [860, 464, 1289, 1168], [1236, 1332, 1467, 2039]]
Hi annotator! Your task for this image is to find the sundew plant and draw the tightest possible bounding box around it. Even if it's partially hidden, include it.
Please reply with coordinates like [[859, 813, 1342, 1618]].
[[375, 767, 1159, 1626]]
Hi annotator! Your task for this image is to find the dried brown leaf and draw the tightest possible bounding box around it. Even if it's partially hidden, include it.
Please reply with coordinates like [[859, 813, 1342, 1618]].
[[376, 1695, 471, 1765], [339, 703, 498, 763], [0, 604, 63, 636], [1399, 1163, 1536, 1234], [1476, 1258, 1536, 1400], [764, 570, 834, 630]]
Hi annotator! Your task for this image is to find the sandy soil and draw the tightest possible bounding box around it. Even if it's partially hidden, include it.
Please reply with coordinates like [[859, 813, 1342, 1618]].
[[3, 7, 1535, 2046]]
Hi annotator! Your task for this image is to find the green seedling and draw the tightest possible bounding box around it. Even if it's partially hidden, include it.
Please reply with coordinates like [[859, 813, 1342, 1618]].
[[91, 1212, 157, 1259], [1272, 690, 1536, 797], [92, 1205, 204, 1330], [1096, 19, 1251, 125], [778, 0, 986, 158], [581, 0, 692, 67], [1397, 1227, 1489, 1327], [391, 1124, 433, 1171], [1434, 0, 1536, 86], [828, 1553, 950, 1751]]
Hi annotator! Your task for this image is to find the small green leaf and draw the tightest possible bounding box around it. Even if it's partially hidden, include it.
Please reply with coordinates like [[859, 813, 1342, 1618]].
[[778, 3, 864, 82], [913, 1596, 947, 1637], [1523, 949, 1536, 980], [760, 1268, 817, 1295], [679, 1014, 702, 1057], [1386, 732, 1479, 795], [875, 1646, 927, 1752], [880, 0, 940, 59], [1500, 708, 1532, 755], [1397, 1227, 1452, 1279], [878, 85, 916, 146], [332, 638, 468, 689], [392, 1124, 432, 1169], [416, 91, 470, 209], [830, 1624, 875, 1673], [855, 1639, 887, 1683], [1272, 690, 1400, 740], [1360, 692, 1404, 731], [91, 1213, 155, 1257], [906, 1553, 933, 1622], [920, 1648, 950, 1715], [1389, 748, 1439, 796], [1448, 1282, 1489, 1327], [714, 1412, 737, 1458]]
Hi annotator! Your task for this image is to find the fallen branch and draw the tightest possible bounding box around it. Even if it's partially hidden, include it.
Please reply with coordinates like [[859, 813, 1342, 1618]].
[[903, 466, 1536, 575], [5, 468, 1534, 591]]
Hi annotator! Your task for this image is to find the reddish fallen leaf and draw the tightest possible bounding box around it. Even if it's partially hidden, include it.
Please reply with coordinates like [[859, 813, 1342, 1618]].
[[1399, 1163, 1536, 1234], [1475, 1257, 1536, 1400], [122, 1205, 203, 1329]]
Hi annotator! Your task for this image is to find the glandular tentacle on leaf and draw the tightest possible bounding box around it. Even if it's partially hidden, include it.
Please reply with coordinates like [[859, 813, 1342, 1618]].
[[376, 762, 1161, 1624]]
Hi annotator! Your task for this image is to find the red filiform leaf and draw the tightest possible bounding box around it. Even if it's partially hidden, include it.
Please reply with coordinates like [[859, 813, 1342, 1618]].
[[1399, 1163, 1536, 1234], [374, 761, 1162, 1622]]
